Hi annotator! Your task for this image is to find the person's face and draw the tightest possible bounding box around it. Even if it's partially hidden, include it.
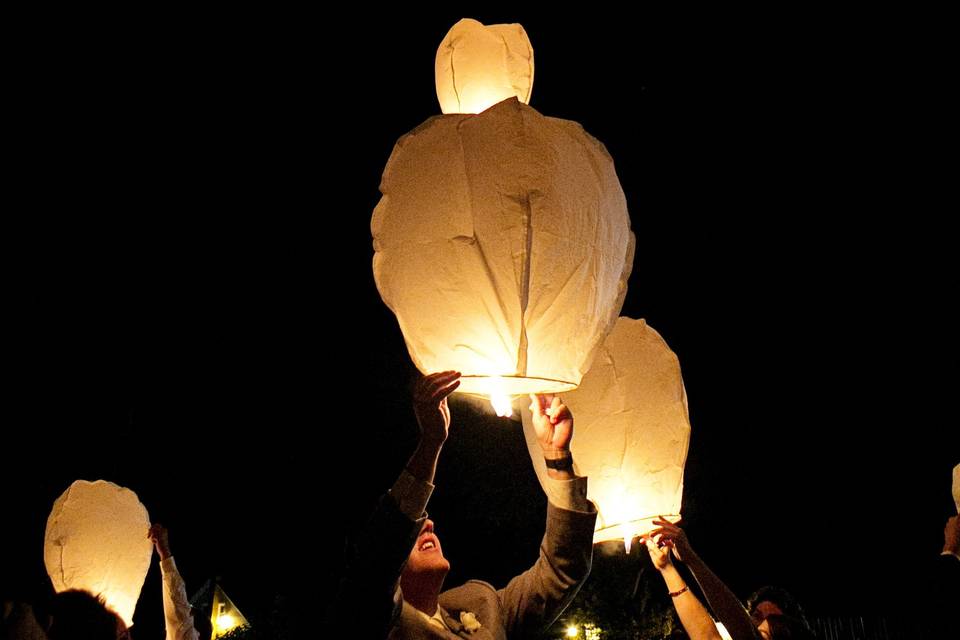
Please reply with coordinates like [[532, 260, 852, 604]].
[[402, 519, 450, 579], [753, 600, 783, 623], [757, 619, 772, 639]]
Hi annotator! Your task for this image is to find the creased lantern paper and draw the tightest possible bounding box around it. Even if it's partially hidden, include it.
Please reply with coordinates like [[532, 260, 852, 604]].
[[373, 98, 634, 399], [522, 318, 691, 546], [953, 463, 959, 513], [44, 480, 152, 627], [435, 18, 534, 115]]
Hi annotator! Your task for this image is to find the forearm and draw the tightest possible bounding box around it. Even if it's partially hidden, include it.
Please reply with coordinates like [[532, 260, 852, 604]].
[[500, 503, 598, 635], [684, 552, 760, 640], [334, 492, 424, 636], [657, 565, 722, 640], [160, 558, 199, 640], [405, 439, 443, 485]]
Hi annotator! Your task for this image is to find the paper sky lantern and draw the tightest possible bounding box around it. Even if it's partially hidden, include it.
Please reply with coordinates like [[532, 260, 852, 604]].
[[44, 480, 153, 627], [523, 318, 691, 550], [953, 463, 959, 512], [435, 18, 533, 114], [374, 39, 634, 411]]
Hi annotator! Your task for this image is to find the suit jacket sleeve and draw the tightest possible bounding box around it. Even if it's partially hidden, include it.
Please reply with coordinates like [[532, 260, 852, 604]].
[[332, 491, 426, 638], [497, 501, 597, 638]]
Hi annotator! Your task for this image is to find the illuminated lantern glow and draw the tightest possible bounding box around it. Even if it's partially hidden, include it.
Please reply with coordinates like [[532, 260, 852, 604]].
[[43, 480, 153, 627], [953, 463, 959, 512], [373, 97, 634, 403], [435, 18, 533, 114], [523, 318, 690, 548]]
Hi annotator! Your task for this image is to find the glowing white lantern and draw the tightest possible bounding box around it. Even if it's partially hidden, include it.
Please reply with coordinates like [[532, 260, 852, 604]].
[[435, 18, 533, 114], [373, 93, 633, 407], [523, 318, 690, 549], [44, 480, 153, 627], [953, 463, 959, 512]]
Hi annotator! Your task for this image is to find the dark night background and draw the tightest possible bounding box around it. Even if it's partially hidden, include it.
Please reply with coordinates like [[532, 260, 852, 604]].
[[3, 8, 955, 639]]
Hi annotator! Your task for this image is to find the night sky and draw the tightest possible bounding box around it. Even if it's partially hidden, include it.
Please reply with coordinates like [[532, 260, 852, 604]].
[[3, 8, 956, 639]]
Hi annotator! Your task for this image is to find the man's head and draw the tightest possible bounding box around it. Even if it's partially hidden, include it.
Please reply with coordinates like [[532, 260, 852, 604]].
[[747, 586, 811, 633], [402, 519, 450, 584], [47, 590, 127, 640], [400, 517, 450, 615]]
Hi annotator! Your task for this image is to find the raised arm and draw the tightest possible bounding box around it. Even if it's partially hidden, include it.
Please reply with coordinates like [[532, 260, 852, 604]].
[[495, 395, 597, 636], [651, 519, 760, 640], [148, 524, 200, 640], [332, 371, 460, 637], [645, 533, 722, 640]]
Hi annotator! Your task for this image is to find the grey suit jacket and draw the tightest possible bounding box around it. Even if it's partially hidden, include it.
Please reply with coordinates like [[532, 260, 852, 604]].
[[337, 490, 597, 639]]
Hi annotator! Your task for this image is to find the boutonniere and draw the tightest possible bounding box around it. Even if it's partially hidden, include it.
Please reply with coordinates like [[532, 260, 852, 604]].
[[459, 611, 482, 633]]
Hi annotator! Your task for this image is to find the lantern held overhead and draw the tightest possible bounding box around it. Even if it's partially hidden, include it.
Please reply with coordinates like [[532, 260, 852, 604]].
[[373, 99, 633, 402], [44, 480, 153, 627], [522, 318, 691, 549]]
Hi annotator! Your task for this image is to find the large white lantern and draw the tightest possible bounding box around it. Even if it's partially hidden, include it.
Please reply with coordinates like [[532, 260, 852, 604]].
[[953, 463, 959, 513], [435, 18, 534, 115], [373, 22, 634, 411], [523, 318, 691, 550], [44, 480, 153, 627]]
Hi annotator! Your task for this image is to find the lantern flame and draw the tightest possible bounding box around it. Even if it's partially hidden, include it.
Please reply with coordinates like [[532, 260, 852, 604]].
[[623, 521, 638, 554], [489, 377, 513, 417], [491, 393, 513, 417]]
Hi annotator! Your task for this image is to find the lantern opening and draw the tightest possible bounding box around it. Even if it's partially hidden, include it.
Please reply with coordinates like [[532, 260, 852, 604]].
[[456, 374, 577, 397], [594, 514, 682, 552]]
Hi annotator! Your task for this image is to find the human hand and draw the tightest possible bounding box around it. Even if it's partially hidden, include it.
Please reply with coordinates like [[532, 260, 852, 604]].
[[148, 523, 172, 560], [644, 534, 674, 571], [413, 371, 461, 447], [649, 518, 695, 563], [528, 394, 573, 455], [944, 515, 959, 556]]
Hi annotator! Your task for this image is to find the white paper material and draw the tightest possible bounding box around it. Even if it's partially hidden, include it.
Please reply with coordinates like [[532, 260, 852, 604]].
[[44, 480, 152, 627], [953, 463, 959, 513], [373, 98, 634, 398], [435, 19, 533, 114], [523, 318, 690, 544]]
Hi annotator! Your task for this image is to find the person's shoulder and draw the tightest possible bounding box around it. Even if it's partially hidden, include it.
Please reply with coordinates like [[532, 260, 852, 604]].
[[442, 579, 497, 597]]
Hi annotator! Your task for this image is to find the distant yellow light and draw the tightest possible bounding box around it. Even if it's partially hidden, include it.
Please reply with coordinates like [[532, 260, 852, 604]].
[[216, 613, 238, 633], [566, 624, 579, 638]]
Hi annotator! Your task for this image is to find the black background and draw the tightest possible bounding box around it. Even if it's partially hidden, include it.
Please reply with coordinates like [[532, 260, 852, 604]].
[[3, 8, 956, 638]]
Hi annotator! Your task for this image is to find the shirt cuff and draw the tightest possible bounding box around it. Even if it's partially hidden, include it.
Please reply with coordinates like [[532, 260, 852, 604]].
[[543, 475, 591, 512], [388, 469, 434, 521], [941, 550, 960, 562]]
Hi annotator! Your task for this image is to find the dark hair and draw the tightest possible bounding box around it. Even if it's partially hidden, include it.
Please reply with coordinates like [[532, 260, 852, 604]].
[[747, 585, 811, 631], [763, 614, 817, 639], [47, 590, 124, 640]]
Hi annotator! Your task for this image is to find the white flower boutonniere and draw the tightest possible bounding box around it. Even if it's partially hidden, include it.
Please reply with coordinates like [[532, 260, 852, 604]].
[[459, 611, 482, 633]]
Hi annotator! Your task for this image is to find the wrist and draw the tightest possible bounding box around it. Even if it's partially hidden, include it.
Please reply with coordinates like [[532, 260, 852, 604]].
[[544, 451, 573, 473]]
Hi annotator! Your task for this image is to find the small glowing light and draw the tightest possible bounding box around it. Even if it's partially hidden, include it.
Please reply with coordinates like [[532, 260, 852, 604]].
[[623, 521, 638, 554], [566, 624, 579, 637], [488, 377, 513, 417], [216, 614, 237, 632]]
